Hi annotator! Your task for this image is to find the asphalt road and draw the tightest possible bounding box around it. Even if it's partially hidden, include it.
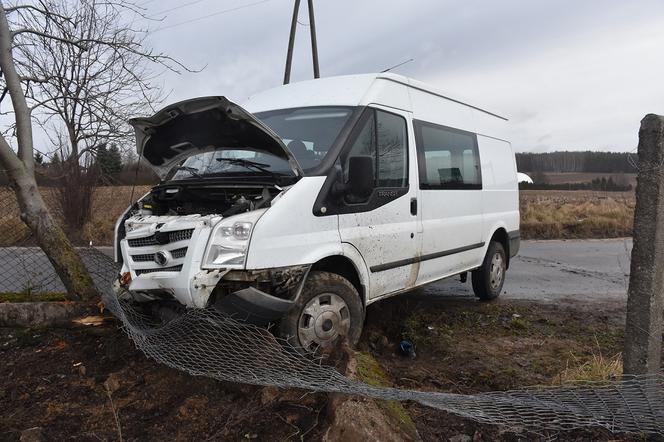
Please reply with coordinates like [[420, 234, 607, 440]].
[[0, 240, 632, 302], [422, 238, 632, 303]]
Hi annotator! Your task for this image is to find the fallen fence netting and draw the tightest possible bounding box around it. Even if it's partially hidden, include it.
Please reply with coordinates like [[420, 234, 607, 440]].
[[75, 248, 664, 437]]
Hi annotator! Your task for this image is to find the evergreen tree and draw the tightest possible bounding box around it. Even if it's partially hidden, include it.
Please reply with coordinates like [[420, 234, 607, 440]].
[[50, 152, 61, 166], [34, 152, 44, 165], [97, 143, 123, 175]]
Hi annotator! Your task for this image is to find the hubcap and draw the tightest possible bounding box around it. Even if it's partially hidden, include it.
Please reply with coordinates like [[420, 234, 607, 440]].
[[489, 252, 504, 290], [297, 293, 351, 352]]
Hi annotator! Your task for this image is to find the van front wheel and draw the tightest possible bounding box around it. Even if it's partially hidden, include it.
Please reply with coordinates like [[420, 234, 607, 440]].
[[279, 271, 363, 353], [472, 241, 506, 301]]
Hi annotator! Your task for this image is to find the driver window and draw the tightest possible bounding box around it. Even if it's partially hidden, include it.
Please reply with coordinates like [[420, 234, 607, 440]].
[[343, 113, 375, 183], [342, 109, 408, 189]]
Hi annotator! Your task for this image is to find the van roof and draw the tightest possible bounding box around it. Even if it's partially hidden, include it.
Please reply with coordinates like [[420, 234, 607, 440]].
[[243, 73, 508, 121]]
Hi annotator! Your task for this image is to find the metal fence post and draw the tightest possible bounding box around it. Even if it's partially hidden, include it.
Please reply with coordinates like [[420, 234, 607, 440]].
[[624, 114, 664, 374]]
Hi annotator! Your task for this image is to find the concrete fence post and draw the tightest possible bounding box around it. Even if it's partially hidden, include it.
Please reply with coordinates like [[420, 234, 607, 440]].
[[624, 114, 664, 375]]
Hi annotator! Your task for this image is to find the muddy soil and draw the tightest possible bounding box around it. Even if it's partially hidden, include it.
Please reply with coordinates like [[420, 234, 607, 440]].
[[1, 294, 658, 441], [0, 322, 328, 441]]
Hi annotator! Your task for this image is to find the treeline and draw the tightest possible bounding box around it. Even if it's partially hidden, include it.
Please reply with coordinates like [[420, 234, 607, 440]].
[[516, 151, 635, 173], [520, 176, 632, 192]]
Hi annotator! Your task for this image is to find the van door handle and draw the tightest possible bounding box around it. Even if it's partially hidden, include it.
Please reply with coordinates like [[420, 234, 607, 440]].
[[410, 197, 417, 216]]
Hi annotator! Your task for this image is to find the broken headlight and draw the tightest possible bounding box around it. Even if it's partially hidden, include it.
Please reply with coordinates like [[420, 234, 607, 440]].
[[202, 210, 265, 269]]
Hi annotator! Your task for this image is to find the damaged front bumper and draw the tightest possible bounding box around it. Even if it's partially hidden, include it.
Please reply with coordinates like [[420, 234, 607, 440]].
[[209, 265, 310, 324], [115, 264, 310, 325]]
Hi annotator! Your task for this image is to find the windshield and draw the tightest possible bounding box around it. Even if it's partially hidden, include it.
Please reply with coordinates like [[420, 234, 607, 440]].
[[256, 106, 353, 171], [170, 149, 293, 181], [168, 106, 354, 181]]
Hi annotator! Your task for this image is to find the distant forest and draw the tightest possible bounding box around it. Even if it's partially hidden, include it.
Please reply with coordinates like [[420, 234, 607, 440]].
[[516, 151, 636, 173]]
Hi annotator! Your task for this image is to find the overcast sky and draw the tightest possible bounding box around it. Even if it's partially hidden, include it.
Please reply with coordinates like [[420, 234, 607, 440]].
[[136, 0, 664, 153], [3, 0, 659, 155]]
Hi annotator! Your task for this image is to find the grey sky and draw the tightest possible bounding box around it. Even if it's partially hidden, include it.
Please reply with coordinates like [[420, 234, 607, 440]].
[[140, 0, 664, 153], [3, 0, 661, 155]]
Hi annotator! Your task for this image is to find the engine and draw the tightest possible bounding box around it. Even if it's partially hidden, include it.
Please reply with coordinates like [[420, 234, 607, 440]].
[[137, 184, 279, 217]]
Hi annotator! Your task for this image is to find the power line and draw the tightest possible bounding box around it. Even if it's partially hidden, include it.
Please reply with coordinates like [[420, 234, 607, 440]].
[[152, 0, 214, 17], [149, 0, 272, 34]]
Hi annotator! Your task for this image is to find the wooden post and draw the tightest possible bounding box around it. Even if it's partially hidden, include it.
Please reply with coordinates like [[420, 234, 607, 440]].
[[283, 0, 301, 85], [624, 114, 664, 374], [307, 0, 320, 79]]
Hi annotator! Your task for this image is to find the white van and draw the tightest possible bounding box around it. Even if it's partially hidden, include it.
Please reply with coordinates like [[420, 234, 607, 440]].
[[114, 73, 520, 352]]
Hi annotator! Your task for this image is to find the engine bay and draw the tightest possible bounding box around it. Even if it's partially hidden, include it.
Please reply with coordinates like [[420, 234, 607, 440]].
[[136, 183, 281, 217]]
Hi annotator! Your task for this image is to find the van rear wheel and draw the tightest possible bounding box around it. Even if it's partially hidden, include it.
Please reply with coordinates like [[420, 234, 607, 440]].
[[278, 271, 363, 353], [472, 241, 506, 301]]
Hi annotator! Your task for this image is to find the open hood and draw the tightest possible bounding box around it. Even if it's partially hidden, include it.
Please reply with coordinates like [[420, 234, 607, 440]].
[[129, 96, 303, 179]]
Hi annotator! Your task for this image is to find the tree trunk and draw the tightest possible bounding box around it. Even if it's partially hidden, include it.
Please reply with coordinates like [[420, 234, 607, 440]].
[[10, 166, 97, 301], [0, 4, 96, 301]]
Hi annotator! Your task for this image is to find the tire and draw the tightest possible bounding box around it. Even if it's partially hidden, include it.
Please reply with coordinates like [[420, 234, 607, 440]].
[[472, 241, 507, 301], [278, 271, 364, 353]]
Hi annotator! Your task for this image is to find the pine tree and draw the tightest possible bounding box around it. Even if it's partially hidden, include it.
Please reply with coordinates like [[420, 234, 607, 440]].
[[50, 152, 61, 166], [97, 144, 123, 175], [34, 152, 44, 165]]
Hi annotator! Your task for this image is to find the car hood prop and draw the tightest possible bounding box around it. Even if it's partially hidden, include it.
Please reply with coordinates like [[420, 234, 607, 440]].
[[129, 96, 303, 179]]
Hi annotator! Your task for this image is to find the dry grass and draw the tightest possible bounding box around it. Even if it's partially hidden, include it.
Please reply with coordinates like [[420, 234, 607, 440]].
[[520, 190, 634, 239], [0, 186, 150, 246], [82, 186, 151, 245], [555, 342, 623, 385]]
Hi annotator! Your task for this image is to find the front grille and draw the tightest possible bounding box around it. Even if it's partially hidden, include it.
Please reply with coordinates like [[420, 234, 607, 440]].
[[171, 247, 188, 258], [135, 265, 183, 276], [127, 229, 194, 247], [132, 253, 155, 262], [131, 247, 187, 263]]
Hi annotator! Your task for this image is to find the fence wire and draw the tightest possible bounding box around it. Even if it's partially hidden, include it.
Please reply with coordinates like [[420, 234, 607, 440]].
[[1, 184, 664, 437]]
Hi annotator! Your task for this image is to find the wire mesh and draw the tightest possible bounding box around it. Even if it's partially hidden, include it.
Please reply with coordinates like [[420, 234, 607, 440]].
[[1, 183, 663, 436]]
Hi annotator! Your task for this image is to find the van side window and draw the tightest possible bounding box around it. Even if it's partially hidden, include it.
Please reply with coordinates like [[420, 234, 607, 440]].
[[414, 121, 481, 189], [344, 108, 408, 190], [376, 111, 408, 188]]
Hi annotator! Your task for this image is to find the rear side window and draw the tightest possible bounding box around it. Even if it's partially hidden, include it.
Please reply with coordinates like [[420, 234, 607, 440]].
[[414, 121, 481, 189], [344, 108, 408, 189]]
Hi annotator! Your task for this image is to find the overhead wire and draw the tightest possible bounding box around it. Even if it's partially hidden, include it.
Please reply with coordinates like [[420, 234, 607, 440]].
[[151, 0, 215, 17], [148, 0, 272, 34]]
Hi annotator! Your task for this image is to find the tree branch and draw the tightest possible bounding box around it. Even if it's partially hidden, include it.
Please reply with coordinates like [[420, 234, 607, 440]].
[[4, 4, 73, 23]]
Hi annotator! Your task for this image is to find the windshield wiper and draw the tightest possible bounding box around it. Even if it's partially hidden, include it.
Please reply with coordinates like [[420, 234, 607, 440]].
[[216, 157, 286, 176], [174, 165, 203, 179]]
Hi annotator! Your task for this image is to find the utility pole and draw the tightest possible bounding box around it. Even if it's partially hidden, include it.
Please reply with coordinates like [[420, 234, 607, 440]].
[[283, 0, 319, 84], [307, 0, 320, 79], [283, 0, 300, 85]]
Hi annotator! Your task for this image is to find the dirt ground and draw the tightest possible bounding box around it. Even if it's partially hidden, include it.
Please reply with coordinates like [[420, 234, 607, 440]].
[[2, 292, 656, 441]]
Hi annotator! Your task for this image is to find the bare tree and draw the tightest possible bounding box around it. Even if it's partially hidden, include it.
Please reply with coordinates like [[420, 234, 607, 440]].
[[0, 1, 191, 300]]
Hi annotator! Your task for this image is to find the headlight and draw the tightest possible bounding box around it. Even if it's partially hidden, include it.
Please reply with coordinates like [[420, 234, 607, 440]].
[[202, 210, 265, 269]]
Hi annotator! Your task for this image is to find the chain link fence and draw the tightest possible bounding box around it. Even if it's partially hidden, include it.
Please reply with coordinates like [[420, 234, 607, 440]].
[[1, 183, 664, 437]]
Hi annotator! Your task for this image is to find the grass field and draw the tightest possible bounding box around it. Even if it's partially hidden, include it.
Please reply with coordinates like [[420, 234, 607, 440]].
[[0, 186, 151, 247], [520, 190, 634, 239], [0, 186, 634, 246]]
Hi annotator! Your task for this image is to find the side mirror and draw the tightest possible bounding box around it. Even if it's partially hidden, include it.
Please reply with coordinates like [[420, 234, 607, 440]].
[[347, 155, 374, 199]]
